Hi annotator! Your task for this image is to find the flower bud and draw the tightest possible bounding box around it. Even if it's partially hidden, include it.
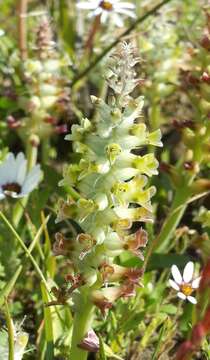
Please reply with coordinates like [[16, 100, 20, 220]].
[[55, 124, 68, 134], [78, 329, 99, 352]]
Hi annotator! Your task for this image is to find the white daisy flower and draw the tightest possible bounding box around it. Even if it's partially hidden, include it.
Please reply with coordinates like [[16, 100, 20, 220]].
[[169, 261, 201, 304], [77, 0, 136, 27], [0, 152, 42, 200]]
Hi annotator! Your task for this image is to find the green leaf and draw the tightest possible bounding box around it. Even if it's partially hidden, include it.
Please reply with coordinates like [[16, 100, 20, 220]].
[[41, 282, 54, 360], [147, 253, 191, 271], [99, 335, 107, 360], [160, 304, 177, 315], [120, 312, 145, 332], [119, 252, 190, 271], [103, 343, 124, 360], [0, 266, 22, 307], [0, 97, 16, 110], [151, 321, 167, 360]]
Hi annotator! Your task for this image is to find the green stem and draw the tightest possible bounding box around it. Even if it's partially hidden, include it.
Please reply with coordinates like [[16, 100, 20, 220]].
[[155, 185, 193, 253], [5, 298, 14, 360], [26, 139, 38, 171], [41, 138, 50, 164], [12, 140, 38, 228], [0, 211, 49, 291], [70, 298, 94, 360], [144, 175, 195, 267]]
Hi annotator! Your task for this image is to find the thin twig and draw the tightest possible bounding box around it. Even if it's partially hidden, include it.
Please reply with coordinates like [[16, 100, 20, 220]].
[[17, 0, 28, 60], [71, 0, 173, 86]]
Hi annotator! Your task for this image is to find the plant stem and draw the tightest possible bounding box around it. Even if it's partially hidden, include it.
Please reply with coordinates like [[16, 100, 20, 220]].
[[12, 141, 38, 228], [5, 298, 15, 360], [84, 15, 101, 52], [0, 211, 50, 291], [144, 175, 195, 267], [70, 298, 94, 360], [71, 0, 173, 86], [26, 138, 39, 171], [17, 0, 28, 60]]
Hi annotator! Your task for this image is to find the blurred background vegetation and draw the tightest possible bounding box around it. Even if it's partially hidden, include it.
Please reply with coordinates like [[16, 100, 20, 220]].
[[0, 0, 210, 359]]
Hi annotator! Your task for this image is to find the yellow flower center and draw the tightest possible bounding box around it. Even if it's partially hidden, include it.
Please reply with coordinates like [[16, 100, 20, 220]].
[[100, 1, 113, 11], [180, 283, 193, 296]]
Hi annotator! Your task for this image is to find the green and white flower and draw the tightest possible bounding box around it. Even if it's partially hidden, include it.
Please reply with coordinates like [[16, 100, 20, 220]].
[[0, 152, 42, 199]]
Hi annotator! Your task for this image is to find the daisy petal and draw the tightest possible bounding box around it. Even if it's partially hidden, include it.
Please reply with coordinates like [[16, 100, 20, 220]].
[[22, 165, 42, 194], [192, 276, 201, 289], [77, 2, 97, 10], [0, 191, 6, 200], [116, 2, 136, 9], [169, 279, 180, 291], [101, 11, 108, 23], [116, 8, 136, 18], [183, 262, 194, 283], [171, 265, 182, 285], [112, 13, 124, 27], [93, 8, 103, 16], [187, 296, 197, 304], [177, 292, 186, 300]]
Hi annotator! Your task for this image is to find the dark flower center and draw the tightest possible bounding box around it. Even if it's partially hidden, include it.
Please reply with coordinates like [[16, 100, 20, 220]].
[[2, 182, 21, 195], [100, 1, 113, 11]]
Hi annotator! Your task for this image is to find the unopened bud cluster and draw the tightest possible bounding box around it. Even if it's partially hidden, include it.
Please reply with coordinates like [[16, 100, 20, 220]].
[[56, 43, 162, 314], [11, 16, 70, 140], [179, 14, 210, 166]]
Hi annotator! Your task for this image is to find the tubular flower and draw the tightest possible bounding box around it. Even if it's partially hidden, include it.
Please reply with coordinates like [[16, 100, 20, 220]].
[[77, 0, 136, 27], [14, 16, 70, 141], [58, 42, 162, 315], [78, 329, 99, 352], [0, 152, 42, 199], [169, 261, 201, 304]]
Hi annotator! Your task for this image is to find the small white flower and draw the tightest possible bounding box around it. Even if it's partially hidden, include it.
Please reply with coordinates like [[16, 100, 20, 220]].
[[0, 29, 5, 37], [77, 0, 136, 27], [0, 321, 29, 360], [169, 261, 201, 304], [0, 152, 42, 199]]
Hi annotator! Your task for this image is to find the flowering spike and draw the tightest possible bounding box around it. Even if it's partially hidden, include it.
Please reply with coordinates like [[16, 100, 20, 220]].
[[12, 15, 70, 141], [58, 43, 161, 356]]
